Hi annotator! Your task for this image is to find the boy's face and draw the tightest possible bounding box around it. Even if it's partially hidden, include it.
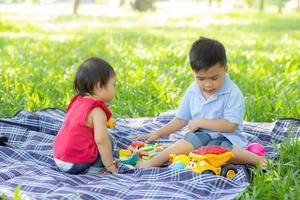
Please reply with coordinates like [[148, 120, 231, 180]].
[[193, 63, 227, 98]]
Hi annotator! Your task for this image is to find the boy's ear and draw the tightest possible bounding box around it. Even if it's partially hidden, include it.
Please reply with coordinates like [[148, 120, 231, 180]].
[[224, 65, 228, 72]]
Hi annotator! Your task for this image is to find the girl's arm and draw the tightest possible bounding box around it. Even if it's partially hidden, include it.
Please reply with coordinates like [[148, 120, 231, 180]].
[[91, 107, 117, 173], [188, 118, 237, 133]]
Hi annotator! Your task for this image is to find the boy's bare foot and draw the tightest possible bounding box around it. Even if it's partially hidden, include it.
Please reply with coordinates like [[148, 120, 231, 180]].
[[258, 157, 271, 170]]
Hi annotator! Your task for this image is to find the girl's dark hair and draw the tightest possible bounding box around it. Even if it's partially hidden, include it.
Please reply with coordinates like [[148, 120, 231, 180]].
[[74, 57, 115, 96], [189, 37, 227, 71]]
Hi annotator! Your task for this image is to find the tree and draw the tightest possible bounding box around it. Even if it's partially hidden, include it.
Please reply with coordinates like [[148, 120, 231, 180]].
[[208, 0, 222, 8], [259, 0, 264, 12], [244, 0, 254, 8], [73, 0, 80, 15], [130, 0, 155, 12], [278, 0, 284, 13]]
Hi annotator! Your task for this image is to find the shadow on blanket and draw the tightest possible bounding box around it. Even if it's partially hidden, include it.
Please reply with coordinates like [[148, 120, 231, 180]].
[[0, 108, 299, 199]]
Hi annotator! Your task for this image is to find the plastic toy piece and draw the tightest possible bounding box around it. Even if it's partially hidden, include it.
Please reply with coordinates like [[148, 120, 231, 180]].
[[119, 149, 132, 158], [119, 149, 139, 165], [170, 162, 186, 170], [119, 142, 169, 165], [142, 156, 152, 160], [169, 154, 189, 166], [169, 154, 189, 170], [121, 153, 139, 165], [131, 141, 145, 148], [128, 145, 137, 151], [138, 151, 149, 157], [140, 144, 154, 151], [107, 118, 116, 128], [169, 146, 238, 179], [193, 145, 229, 155], [246, 143, 266, 156]]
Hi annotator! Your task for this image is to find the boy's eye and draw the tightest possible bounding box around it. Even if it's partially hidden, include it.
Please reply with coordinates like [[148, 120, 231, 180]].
[[211, 76, 219, 80], [197, 78, 205, 81]]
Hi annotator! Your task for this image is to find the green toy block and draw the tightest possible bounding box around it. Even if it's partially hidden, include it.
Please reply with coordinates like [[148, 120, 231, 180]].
[[142, 156, 152, 160], [140, 145, 154, 151], [121, 153, 139, 165]]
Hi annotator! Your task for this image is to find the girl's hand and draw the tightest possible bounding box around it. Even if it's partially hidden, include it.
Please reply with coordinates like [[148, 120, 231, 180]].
[[105, 161, 118, 174], [133, 132, 160, 143], [188, 119, 202, 132]]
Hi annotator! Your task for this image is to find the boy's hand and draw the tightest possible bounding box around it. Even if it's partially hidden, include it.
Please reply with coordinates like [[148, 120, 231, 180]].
[[133, 132, 160, 143], [188, 119, 202, 132]]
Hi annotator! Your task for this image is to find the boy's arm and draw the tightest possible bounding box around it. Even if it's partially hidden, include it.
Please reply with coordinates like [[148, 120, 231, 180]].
[[188, 118, 237, 133], [133, 118, 188, 142], [91, 107, 117, 173], [156, 118, 188, 137], [189, 86, 245, 134]]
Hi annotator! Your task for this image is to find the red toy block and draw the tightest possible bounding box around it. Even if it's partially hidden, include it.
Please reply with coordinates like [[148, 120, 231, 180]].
[[128, 145, 136, 152], [192, 146, 229, 155], [138, 151, 149, 157]]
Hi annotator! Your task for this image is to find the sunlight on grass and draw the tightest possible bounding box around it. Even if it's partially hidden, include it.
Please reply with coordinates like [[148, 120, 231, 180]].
[[0, 9, 299, 199]]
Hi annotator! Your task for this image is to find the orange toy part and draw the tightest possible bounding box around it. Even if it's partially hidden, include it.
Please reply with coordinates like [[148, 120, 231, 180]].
[[131, 141, 145, 148], [192, 145, 229, 155]]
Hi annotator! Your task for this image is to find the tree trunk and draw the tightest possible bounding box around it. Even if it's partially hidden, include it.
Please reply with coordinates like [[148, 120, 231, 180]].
[[278, 0, 283, 13], [259, 0, 264, 12], [298, 0, 300, 12], [245, 0, 253, 8], [73, 0, 80, 15], [208, 0, 212, 7], [217, 0, 221, 8]]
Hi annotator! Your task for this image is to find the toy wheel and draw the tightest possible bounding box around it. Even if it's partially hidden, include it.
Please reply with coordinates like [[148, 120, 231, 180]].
[[202, 170, 215, 175], [221, 164, 237, 179]]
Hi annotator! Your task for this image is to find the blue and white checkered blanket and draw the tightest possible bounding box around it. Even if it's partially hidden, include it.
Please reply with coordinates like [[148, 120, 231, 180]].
[[0, 109, 299, 199]]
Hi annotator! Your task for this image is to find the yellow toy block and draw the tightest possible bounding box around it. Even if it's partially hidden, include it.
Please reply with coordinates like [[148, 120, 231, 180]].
[[107, 118, 116, 128]]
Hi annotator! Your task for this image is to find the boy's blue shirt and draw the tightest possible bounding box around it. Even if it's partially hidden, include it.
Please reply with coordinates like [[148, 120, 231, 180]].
[[175, 74, 248, 148]]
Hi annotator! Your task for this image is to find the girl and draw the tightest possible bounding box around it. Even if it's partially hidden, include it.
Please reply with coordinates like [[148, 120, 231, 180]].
[[53, 57, 117, 174]]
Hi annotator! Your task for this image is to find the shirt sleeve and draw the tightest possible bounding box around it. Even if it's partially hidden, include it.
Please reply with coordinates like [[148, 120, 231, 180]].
[[175, 89, 192, 121], [223, 89, 245, 126]]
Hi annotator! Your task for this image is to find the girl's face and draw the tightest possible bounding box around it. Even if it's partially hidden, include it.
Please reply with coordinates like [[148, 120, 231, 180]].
[[95, 76, 116, 103], [193, 63, 227, 99]]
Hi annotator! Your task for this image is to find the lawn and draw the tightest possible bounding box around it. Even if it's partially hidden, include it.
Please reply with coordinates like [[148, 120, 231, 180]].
[[0, 9, 299, 199]]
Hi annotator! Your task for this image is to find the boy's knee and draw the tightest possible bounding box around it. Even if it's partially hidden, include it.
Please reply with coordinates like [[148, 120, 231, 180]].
[[184, 132, 210, 149]]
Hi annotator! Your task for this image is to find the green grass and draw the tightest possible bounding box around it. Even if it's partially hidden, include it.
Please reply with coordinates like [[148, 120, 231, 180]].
[[0, 11, 299, 199]]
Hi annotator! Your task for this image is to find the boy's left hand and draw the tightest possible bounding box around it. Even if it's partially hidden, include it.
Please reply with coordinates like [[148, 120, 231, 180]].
[[188, 119, 202, 132]]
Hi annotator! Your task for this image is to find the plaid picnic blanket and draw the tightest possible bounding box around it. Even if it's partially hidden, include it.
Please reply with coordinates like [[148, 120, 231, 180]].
[[0, 109, 299, 200]]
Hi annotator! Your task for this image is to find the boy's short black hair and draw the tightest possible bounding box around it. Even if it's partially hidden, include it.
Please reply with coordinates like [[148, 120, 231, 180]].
[[74, 57, 115, 96], [189, 37, 227, 71]]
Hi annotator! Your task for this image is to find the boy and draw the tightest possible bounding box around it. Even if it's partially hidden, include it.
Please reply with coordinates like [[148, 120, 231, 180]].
[[134, 37, 266, 168]]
